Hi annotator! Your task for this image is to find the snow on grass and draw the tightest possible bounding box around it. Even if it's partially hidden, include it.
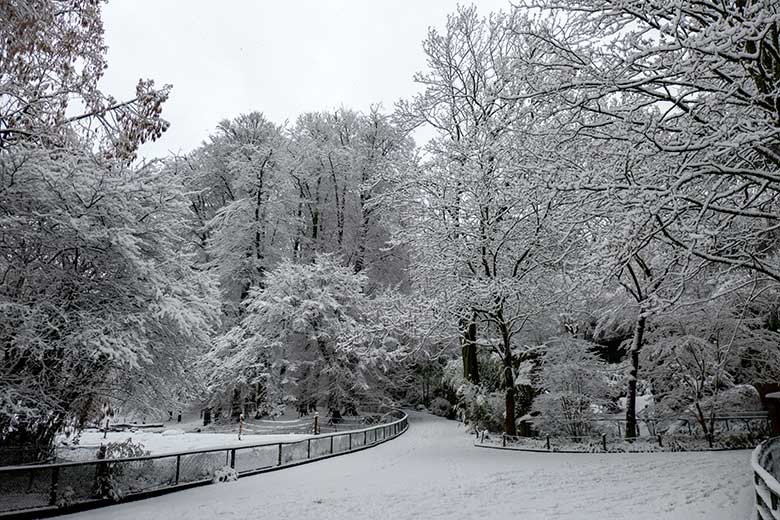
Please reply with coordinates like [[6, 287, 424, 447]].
[[58, 412, 753, 520], [58, 430, 311, 458]]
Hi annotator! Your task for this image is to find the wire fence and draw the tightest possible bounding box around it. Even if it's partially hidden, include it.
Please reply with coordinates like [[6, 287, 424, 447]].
[[753, 437, 780, 520], [0, 410, 408, 517], [476, 412, 771, 453]]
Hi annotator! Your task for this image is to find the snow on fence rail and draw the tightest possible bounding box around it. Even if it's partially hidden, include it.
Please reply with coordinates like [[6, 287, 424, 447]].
[[0, 410, 408, 518], [753, 437, 780, 520]]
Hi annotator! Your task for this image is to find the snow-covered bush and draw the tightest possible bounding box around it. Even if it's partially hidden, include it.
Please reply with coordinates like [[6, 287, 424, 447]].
[[94, 439, 152, 501], [643, 295, 780, 439], [102, 439, 149, 459], [719, 432, 760, 450], [212, 466, 239, 484], [531, 339, 613, 438], [456, 384, 505, 433], [429, 397, 454, 419], [55, 486, 76, 508]]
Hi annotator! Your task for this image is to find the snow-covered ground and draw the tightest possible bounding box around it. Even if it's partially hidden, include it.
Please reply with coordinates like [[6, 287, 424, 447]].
[[58, 412, 754, 520], [57, 430, 311, 458]]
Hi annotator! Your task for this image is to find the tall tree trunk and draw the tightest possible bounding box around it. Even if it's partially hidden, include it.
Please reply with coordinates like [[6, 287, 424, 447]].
[[292, 200, 303, 262], [231, 388, 242, 420], [354, 191, 371, 273], [499, 322, 516, 436], [328, 155, 345, 247], [504, 361, 516, 436], [460, 313, 479, 384], [625, 314, 647, 439]]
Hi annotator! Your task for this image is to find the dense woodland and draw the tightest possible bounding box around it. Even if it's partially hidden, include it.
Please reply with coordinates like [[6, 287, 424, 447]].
[[2, 0, 780, 460]]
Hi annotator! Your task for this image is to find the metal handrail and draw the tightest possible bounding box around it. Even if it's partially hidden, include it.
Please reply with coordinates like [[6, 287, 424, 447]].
[[0, 410, 409, 517], [0, 410, 405, 473]]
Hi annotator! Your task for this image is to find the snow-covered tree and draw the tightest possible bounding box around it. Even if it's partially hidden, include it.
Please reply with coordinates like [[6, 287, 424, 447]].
[[0, 146, 219, 456], [400, 5, 582, 435], [520, 0, 780, 281], [643, 281, 780, 438], [0, 0, 216, 461], [532, 339, 614, 438], [182, 113, 292, 311], [287, 107, 414, 284], [205, 255, 392, 416], [0, 0, 170, 159]]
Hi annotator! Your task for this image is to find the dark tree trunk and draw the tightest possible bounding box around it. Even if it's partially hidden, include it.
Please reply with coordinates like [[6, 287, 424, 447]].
[[504, 362, 516, 436], [231, 388, 243, 420], [625, 314, 646, 439], [354, 198, 370, 273], [500, 322, 516, 436], [460, 313, 479, 385]]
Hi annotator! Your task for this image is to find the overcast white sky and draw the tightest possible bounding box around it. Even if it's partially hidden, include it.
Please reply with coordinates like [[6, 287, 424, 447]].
[[100, 1, 510, 158]]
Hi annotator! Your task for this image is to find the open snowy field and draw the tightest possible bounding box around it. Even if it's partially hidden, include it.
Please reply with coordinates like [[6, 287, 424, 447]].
[[58, 412, 754, 520], [57, 430, 311, 458]]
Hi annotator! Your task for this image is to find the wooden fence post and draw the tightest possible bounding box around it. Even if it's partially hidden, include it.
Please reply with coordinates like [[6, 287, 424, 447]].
[[601, 434, 607, 452], [277, 444, 282, 466], [546, 436, 550, 451]]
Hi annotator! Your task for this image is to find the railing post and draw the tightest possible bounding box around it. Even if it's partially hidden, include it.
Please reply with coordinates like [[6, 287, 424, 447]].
[[175, 454, 181, 485], [49, 465, 59, 506], [601, 434, 607, 452], [546, 436, 551, 451], [307, 438, 311, 459], [230, 449, 236, 469], [348, 433, 352, 450], [502, 434, 506, 447], [364, 431, 367, 445], [278, 443, 283, 466], [330, 435, 334, 454]]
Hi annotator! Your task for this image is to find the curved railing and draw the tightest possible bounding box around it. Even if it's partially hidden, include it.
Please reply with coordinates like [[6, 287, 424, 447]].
[[753, 437, 780, 520], [0, 410, 408, 518]]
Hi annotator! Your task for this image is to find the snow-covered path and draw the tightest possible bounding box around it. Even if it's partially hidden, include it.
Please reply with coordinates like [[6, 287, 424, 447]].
[[60, 412, 754, 520]]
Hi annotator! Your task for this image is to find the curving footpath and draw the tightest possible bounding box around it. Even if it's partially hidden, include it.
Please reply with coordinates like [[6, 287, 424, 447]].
[[59, 412, 755, 520]]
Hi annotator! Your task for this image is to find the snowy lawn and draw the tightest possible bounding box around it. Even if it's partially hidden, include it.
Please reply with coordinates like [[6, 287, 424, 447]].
[[57, 430, 311, 459], [58, 412, 754, 520]]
